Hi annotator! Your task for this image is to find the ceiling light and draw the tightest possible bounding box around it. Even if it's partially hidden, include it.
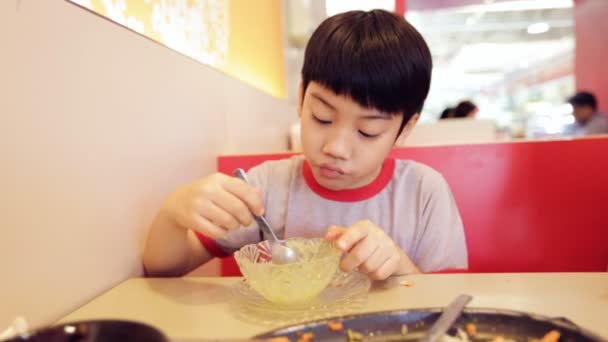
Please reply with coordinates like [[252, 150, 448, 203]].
[[527, 22, 550, 34], [453, 0, 572, 13]]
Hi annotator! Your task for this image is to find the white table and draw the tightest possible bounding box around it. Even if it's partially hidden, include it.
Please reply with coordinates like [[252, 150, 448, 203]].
[[59, 273, 608, 341]]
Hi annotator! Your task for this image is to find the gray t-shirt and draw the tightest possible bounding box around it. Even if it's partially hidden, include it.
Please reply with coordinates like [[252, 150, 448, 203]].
[[563, 112, 608, 136], [202, 155, 468, 272]]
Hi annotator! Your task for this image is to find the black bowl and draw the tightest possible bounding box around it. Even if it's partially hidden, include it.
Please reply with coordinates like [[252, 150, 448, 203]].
[[2, 320, 167, 342]]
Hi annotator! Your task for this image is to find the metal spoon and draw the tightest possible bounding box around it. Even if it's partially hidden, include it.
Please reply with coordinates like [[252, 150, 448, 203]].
[[233, 168, 298, 264], [419, 294, 473, 342]]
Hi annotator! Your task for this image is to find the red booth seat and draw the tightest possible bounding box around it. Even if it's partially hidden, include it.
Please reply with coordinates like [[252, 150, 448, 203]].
[[216, 138, 608, 275]]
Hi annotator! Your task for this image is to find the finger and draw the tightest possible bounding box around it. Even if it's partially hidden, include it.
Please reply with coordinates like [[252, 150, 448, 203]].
[[370, 254, 401, 280], [324, 225, 347, 241], [208, 189, 255, 227], [198, 199, 240, 231], [340, 236, 378, 272], [187, 213, 226, 239], [223, 177, 265, 216], [360, 246, 390, 274], [334, 225, 368, 252]]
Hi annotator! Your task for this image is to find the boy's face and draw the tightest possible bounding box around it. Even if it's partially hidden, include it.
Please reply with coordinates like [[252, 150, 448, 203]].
[[298, 82, 416, 190]]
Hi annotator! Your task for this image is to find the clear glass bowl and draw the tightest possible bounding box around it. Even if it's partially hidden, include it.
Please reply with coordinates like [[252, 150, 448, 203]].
[[234, 237, 341, 305], [230, 270, 371, 325]]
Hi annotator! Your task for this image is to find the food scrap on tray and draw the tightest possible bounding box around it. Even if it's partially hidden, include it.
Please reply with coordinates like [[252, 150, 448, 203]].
[[465, 323, 477, 337], [327, 320, 344, 331], [537, 330, 561, 342], [296, 331, 315, 342], [346, 328, 364, 342]]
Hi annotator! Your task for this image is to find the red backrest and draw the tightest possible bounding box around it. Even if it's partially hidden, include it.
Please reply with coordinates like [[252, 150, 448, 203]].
[[217, 138, 608, 275]]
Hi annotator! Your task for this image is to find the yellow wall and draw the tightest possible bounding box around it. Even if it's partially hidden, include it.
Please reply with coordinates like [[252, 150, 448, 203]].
[[68, 0, 286, 98], [226, 0, 286, 98]]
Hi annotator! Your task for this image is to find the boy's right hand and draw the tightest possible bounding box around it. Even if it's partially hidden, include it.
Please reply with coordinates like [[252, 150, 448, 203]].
[[161, 173, 264, 238]]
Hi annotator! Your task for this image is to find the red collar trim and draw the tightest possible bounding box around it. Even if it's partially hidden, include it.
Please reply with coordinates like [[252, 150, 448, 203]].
[[302, 158, 395, 202]]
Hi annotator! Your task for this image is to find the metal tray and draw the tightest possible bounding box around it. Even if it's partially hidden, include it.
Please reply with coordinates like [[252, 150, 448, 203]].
[[256, 308, 607, 342]]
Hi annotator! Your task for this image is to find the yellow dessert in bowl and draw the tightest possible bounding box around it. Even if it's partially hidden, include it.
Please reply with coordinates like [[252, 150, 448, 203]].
[[234, 237, 341, 305]]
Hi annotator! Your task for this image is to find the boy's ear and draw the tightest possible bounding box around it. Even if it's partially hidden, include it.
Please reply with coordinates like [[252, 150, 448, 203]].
[[297, 81, 304, 118], [395, 113, 420, 146]]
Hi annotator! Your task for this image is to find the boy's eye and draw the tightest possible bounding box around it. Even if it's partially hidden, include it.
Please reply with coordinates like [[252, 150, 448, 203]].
[[359, 130, 380, 139], [312, 114, 332, 125]]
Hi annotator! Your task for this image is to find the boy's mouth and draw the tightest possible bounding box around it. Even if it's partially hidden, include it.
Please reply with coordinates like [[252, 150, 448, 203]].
[[318, 164, 345, 179]]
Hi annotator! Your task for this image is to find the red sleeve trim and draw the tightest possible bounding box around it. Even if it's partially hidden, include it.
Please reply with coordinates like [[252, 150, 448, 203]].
[[430, 268, 469, 274], [194, 231, 231, 258]]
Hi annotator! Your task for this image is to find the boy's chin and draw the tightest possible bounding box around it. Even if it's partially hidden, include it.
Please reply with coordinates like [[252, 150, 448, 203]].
[[314, 173, 365, 191], [312, 172, 348, 190]]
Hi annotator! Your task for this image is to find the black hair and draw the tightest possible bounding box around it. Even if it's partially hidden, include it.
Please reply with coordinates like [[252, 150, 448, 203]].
[[440, 107, 454, 119], [568, 91, 597, 111], [453, 100, 477, 118], [301, 9, 432, 136]]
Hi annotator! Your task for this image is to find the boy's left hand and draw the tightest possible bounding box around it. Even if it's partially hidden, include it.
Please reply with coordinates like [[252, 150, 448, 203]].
[[325, 219, 420, 280]]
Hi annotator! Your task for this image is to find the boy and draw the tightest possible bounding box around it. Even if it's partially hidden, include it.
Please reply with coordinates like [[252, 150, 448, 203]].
[[143, 9, 468, 279]]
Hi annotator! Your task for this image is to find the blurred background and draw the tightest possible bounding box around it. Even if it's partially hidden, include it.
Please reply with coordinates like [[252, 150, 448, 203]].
[[63, 0, 607, 145], [283, 0, 589, 141]]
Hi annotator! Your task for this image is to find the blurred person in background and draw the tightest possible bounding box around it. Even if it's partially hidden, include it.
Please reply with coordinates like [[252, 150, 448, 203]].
[[452, 100, 478, 119], [439, 107, 454, 119], [563, 91, 608, 137]]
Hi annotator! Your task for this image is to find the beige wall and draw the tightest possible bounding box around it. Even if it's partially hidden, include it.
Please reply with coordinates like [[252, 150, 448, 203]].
[[0, 0, 295, 330]]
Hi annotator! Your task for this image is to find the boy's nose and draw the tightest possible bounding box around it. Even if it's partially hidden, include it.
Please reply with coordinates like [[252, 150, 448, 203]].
[[322, 131, 351, 160]]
